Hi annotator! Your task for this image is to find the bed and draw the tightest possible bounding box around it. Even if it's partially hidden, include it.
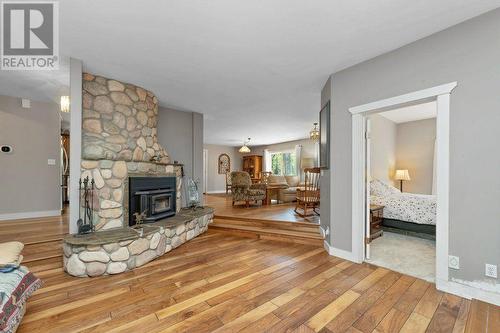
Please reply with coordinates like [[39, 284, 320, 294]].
[[370, 180, 436, 238]]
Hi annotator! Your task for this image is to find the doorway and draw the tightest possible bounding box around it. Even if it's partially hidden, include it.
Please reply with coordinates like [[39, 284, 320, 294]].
[[349, 82, 456, 288], [365, 105, 437, 281]]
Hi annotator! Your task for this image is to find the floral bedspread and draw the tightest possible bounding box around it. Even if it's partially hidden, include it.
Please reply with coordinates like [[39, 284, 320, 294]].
[[370, 180, 436, 225]]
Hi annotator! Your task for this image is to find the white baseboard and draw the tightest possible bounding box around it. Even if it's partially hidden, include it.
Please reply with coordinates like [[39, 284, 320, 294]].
[[205, 190, 228, 194], [436, 278, 500, 306], [0, 210, 61, 221], [323, 240, 363, 263]]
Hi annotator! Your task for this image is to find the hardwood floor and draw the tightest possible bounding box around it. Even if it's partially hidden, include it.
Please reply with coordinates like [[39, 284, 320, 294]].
[[1, 210, 497, 332], [204, 194, 320, 224]]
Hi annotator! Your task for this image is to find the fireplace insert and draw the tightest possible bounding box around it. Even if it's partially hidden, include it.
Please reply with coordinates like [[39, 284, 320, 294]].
[[128, 176, 176, 226]]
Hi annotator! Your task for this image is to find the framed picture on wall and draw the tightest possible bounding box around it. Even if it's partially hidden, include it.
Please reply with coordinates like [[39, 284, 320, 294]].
[[218, 153, 231, 174], [319, 101, 330, 169]]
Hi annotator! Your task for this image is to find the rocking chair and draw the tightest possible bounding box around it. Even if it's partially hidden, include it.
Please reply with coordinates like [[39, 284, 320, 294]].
[[295, 167, 320, 217]]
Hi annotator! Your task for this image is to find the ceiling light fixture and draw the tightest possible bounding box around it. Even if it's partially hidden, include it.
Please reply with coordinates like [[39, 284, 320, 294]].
[[60, 96, 70, 113], [310, 122, 319, 141], [239, 137, 251, 153]]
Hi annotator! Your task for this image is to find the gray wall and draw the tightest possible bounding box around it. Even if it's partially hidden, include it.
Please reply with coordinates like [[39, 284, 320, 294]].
[[157, 107, 203, 196], [369, 114, 397, 186], [322, 9, 500, 287], [204, 144, 241, 193], [0, 95, 61, 216], [396, 118, 436, 194]]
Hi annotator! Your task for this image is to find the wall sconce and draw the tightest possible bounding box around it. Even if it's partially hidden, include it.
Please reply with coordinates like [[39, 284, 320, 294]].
[[60, 96, 70, 113]]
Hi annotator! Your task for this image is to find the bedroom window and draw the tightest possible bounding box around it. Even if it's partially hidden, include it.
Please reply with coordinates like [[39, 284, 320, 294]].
[[271, 151, 297, 176]]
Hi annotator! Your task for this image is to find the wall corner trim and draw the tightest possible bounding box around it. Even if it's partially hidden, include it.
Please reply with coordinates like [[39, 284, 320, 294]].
[[323, 241, 362, 263]]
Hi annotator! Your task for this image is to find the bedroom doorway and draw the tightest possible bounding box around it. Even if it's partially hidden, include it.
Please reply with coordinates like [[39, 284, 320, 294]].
[[349, 82, 457, 289], [365, 107, 437, 281]]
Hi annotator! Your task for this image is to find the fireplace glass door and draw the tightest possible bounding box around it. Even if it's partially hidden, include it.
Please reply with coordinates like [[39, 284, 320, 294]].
[[151, 193, 172, 215]]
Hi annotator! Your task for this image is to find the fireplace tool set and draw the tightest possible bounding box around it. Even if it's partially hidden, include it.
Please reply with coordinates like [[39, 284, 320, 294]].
[[77, 176, 96, 234]]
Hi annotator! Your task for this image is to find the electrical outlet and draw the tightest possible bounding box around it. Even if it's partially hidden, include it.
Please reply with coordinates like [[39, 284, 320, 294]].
[[448, 255, 460, 269], [485, 264, 497, 278], [48, 159, 56, 165]]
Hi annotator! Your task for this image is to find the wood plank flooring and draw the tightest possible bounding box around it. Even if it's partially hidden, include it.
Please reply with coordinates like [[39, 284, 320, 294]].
[[1, 209, 497, 332], [9, 231, 489, 333], [204, 194, 320, 224]]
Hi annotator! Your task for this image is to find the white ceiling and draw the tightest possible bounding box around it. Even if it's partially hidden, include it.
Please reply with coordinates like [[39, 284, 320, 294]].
[[0, 57, 70, 104], [379, 101, 437, 123], [9, 1, 499, 146]]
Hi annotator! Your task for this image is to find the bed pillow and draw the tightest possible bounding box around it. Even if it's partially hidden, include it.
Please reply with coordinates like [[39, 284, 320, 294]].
[[0, 242, 24, 267], [370, 179, 400, 196]]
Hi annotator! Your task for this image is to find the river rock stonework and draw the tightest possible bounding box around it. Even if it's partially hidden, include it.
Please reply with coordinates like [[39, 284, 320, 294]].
[[63, 211, 213, 277], [80, 73, 182, 230], [82, 73, 168, 163]]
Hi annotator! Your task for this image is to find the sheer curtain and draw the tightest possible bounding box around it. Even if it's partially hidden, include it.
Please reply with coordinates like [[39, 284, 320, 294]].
[[295, 144, 302, 179], [263, 149, 272, 172]]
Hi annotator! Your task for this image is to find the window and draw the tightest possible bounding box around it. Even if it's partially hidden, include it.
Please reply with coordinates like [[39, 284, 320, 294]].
[[271, 151, 297, 176]]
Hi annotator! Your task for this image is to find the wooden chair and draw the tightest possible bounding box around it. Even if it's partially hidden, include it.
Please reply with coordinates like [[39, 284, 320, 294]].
[[295, 167, 320, 217], [225, 172, 232, 194], [260, 171, 272, 184]]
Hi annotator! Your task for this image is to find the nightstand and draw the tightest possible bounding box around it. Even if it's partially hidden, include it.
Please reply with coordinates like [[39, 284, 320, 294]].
[[370, 204, 384, 241]]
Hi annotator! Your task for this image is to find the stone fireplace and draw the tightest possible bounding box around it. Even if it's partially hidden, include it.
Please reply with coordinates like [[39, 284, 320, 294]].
[[80, 72, 182, 231], [63, 72, 213, 278]]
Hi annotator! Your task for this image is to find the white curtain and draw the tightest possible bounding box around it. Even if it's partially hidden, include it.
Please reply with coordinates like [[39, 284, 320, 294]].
[[432, 138, 437, 195], [263, 149, 272, 172], [295, 144, 302, 179]]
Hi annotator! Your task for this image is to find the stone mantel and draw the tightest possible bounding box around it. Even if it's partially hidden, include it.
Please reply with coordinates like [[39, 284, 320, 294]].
[[63, 207, 214, 277]]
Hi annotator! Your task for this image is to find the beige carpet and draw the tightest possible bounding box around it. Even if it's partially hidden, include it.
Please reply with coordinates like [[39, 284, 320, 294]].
[[366, 231, 435, 282]]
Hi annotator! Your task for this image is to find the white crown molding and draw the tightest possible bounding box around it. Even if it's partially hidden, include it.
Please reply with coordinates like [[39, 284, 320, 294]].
[[0, 210, 61, 221]]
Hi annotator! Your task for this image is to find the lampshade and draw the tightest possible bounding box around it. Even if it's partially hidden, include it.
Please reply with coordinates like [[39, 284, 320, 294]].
[[239, 137, 251, 153], [394, 169, 411, 181], [238, 145, 251, 153], [60, 96, 70, 113]]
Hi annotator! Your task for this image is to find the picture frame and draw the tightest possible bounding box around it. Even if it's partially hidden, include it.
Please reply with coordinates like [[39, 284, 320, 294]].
[[218, 153, 230, 174], [319, 101, 330, 169]]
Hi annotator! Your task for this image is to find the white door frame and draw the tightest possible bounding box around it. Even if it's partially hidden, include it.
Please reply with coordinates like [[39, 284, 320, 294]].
[[348, 82, 457, 287]]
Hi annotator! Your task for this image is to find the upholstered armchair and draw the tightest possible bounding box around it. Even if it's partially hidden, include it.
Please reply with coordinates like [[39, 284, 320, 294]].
[[231, 171, 266, 207]]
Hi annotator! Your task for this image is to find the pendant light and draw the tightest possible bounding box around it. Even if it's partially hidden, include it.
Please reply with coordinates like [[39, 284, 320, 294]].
[[310, 122, 319, 141], [239, 137, 251, 153]]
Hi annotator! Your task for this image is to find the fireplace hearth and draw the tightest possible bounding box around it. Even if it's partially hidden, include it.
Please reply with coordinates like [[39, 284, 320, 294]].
[[128, 176, 176, 226]]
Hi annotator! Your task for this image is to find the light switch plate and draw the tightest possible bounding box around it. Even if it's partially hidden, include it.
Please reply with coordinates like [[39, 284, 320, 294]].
[[48, 159, 56, 165], [21, 99, 31, 108], [448, 255, 460, 269]]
